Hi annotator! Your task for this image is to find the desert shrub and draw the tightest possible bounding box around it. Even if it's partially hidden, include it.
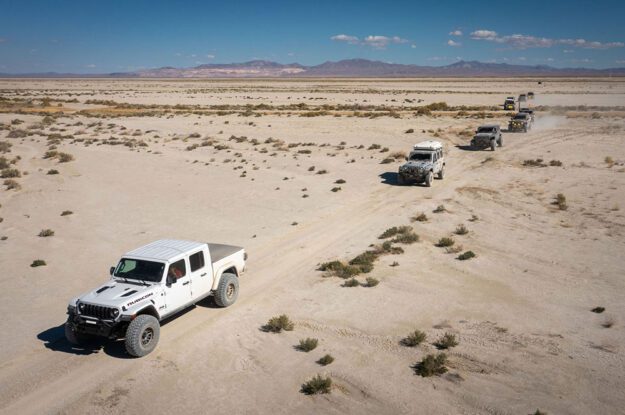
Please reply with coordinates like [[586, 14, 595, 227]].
[[47, 169, 59, 175], [468, 214, 479, 222], [604, 156, 614, 167], [298, 149, 311, 154], [335, 179, 346, 184], [1, 168, 20, 178], [412, 212, 428, 222], [0, 141, 12, 153], [454, 224, 468, 235], [7, 129, 27, 138], [58, 152, 74, 163], [393, 231, 419, 244], [549, 160, 563, 166], [365, 277, 379, 287], [297, 338, 319, 352], [316, 169, 328, 175], [413, 353, 448, 377], [263, 314, 294, 333], [301, 375, 332, 395], [31, 259, 47, 267], [349, 251, 379, 273], [379, 226, 412, 239], [0, 157, 8, 169], [523, 159, 546, 167], [343, 278, 360, 287], [405, 128, 414, 133], [436, 237, 455, 247], [433, 205, 446, 213], [308, 166, 315, 171], [4, 179, 20, 190], [457, 251, 476, 260], [319, 261, 360, 279], [402, 330, 427, 347], [553, 193, 568, 210], [368, 144, 381, 150], [591, 306, 605, 314], [61, 210, 73, 216], [317, 354, 334, 366], [39, 229, 55, 237], [331, 187, 341, 192], [380, 158, 394, 164], [43, 150, 59, 159], [388, 151, 406, 160], [434, 333, 459, 349], [533, 410, 547, 415]]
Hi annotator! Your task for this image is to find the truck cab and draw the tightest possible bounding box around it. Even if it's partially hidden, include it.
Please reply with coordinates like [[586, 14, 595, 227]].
[[66, 240, 246, 357]]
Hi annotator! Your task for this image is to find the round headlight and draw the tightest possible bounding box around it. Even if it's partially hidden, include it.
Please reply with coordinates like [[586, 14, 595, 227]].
[[78, 302, 85, 312], [111, 308, 120, 318]]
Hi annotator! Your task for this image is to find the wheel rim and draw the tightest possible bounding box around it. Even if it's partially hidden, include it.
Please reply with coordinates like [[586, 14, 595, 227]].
[[226, 283, 236, 299], [141, 328, 154, 346]]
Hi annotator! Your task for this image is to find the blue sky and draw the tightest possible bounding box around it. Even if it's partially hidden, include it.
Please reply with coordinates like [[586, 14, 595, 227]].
[[1, 0, 624, 73]]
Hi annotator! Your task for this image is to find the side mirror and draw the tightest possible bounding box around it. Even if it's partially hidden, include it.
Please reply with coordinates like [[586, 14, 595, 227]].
[[110, 266, 115, 276], [166, 274, 177, 286]]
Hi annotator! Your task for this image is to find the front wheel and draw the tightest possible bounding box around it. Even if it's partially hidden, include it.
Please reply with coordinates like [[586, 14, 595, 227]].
[[498, 136, 503, 147], [214, 273, 239, 307], [424, 172, 433, 187], [125, 315, 160, 357], [490, 140, 496, 151]]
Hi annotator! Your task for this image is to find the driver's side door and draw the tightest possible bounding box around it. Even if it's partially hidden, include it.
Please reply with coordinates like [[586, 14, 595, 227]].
[[163, 258, 192, 316]]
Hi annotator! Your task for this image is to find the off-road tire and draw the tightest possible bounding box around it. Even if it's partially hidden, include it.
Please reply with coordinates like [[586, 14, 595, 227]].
[[490, 140, 496, 151], [498, 136, 503, 147], [397, 174, 405, 185], [125, 315, 160, 357], [437, 166, 445, 180], [214, 273, 239, 307], [424, 172, 433, 187], [65, 322, 89, 345]]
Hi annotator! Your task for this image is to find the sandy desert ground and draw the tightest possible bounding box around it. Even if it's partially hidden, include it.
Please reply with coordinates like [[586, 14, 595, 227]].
[[0, 78, 624, 415]]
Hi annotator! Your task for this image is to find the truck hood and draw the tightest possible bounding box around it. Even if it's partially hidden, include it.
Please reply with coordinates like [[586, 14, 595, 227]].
[[473, 133, 495, 140], [400, 160, 433, 170], [78, 280, 159, 308]]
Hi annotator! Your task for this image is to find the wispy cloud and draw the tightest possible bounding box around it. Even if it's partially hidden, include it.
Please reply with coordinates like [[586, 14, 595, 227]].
[[426, 56, 462, 62], [206, 54, 215, 59], [447, 39, 461, 47], [470, 29, 624, 49], [331, 34, 409, 49], [449, 30, 462, 36], [85, 64, 96, 68], [617, 59, 625, 64]]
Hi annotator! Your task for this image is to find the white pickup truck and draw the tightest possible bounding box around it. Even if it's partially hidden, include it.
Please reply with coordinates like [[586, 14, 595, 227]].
[[65, 240, 246, 357]]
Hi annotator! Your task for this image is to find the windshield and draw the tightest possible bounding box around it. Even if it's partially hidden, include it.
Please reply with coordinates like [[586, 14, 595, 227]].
[[477, 127, 495, 133], [410, 152, 432, 161], [114, 258, 165, 282], [514, 114, 527, 120]]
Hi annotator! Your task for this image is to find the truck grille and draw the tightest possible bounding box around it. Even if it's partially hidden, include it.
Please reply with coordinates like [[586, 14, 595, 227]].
[[81, 303, 115, 319]]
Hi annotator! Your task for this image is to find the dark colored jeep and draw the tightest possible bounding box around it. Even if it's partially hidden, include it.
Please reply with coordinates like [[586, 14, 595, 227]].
[[471, 125, 502, 151], [508, 113, 531, 132]]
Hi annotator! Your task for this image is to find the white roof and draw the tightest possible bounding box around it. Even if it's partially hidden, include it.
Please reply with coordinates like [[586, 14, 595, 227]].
[[413, 140, 442, 151], [124, 239, 205, 262]]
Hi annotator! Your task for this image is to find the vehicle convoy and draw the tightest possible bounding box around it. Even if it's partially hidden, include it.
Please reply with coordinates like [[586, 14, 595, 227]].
[[519, 107, 535, 122], [504, 97, 516, 111], [398, 140, 445, 187], [471, 125, 503, 151], [508, 112, 532, 132], [65, 240, 246, 357]]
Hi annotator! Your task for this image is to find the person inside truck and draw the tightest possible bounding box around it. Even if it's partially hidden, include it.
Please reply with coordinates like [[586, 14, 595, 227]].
[[168, 264, 184, 279]]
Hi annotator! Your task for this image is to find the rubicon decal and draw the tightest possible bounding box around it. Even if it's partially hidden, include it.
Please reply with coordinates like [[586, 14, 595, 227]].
[[126, 292, 153, 307]]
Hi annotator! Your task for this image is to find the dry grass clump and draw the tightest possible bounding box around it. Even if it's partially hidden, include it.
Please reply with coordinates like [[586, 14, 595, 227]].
[[0, 141, 12, 153], [591, 306, 605, 314], [433, 204, 447, 213], [402, 330, 427, 347], [317, 354, 334, 366], [39, 229, 55, 237], [316, 169, 328, 175], [380, 158, 394, 164], [457, 250, 476, 260], [434, 333, 459, 349], [31, 259, 47, 267], [0, 156, 9, 169], [335, 178, 346, 184], [318, 260, 360, 279], [412, 212, 428, 222], [343, 278, 360, 287], [1, 168, 20, 178], [523, 158, 547, 167], [604, 156, 614, 167], [4, 179, 21, 190], [379, 226, 412, 239], [436, 237, 455, 247], [331, 187, 341, 192], [454, 224, 469, 235], [296, 338, 318, 352], [262, 314, 294, 333], [549, 160, 563, 167], [301, 375, 332, 395], [364, 277, 379, 287], [413, 353, 448, 377], [553, 193, 568, 210], [60, 210, 73, 216]]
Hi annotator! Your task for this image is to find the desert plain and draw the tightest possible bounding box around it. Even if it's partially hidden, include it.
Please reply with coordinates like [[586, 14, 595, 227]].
[[0, 77, 624, 414]]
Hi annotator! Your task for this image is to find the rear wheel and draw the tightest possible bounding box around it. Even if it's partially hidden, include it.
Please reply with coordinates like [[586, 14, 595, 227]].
[[214, 273, 239, 307], [125, 315, 160, 357], [490, 140, 496, 151], [424, 172, 433, 187], [498, 136, 503, 147]]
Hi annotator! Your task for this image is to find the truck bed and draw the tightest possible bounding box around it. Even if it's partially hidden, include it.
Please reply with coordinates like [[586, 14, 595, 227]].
[[208, 243, 243, 264]]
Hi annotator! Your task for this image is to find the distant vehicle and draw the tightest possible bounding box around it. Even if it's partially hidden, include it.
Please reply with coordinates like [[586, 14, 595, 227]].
[[504, 97, 515, 111], [65, 240, 247, 357], [528, 92, 535, 99], [519, 108, 535, 122], [471, 125, 503, 151], [398, 140, 445, 187], [508, 113, 532, 132], [519, 94, 527, 102]]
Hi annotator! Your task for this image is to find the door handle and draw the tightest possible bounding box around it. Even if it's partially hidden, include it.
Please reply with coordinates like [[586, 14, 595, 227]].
[[182, 281, 190, 286], [200, 273, 207, 277]]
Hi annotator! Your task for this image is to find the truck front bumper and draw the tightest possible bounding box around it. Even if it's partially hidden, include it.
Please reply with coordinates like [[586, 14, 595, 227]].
[[67, 310, 122, 338]]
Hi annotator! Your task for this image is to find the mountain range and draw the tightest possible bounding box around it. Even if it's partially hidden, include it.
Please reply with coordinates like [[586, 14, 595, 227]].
[[2, 59, 625, 78]]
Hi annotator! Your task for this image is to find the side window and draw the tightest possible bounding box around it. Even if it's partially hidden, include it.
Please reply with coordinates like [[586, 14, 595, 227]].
[[189, 251, 205, 272], [168, 259, 187, 279]]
